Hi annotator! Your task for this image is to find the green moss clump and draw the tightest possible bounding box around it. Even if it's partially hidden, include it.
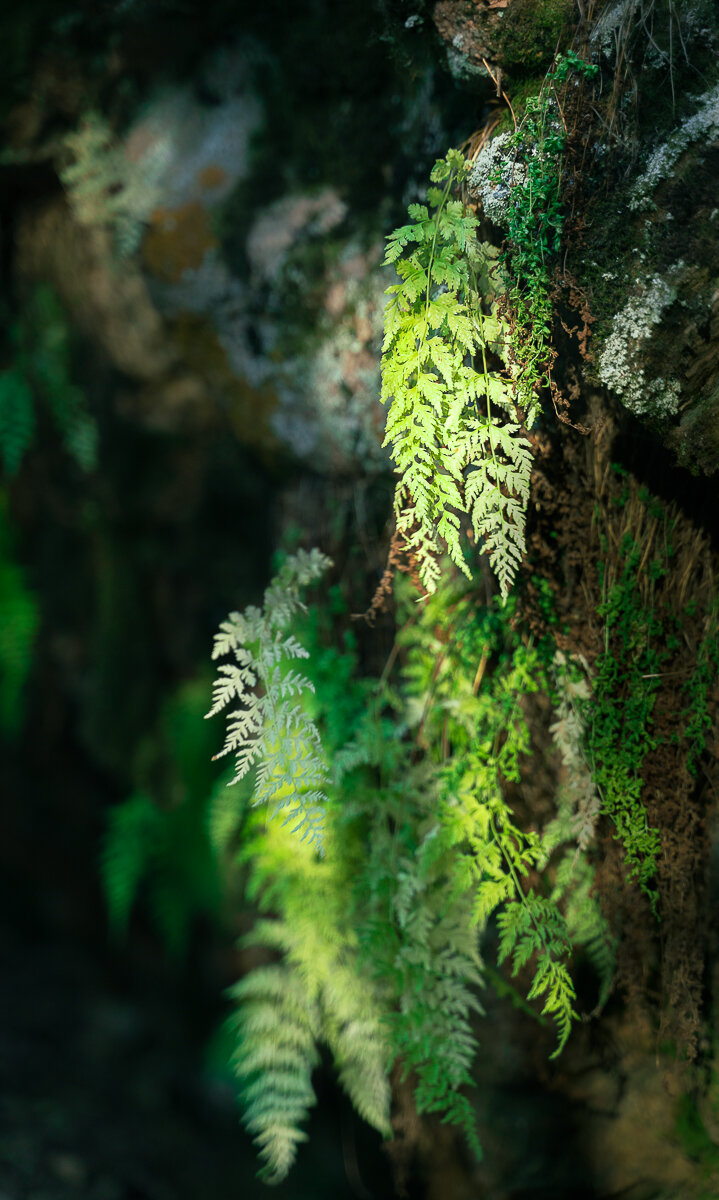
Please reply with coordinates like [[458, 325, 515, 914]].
[[671, 380, 719, 477], [497, 0, 575, 76], [675, 1094, 719, 1174]]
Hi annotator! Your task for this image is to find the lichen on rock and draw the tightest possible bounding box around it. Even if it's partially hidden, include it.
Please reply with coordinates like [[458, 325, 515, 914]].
[[468, 132, 526, 227], [596, 267, 684, 422], [629, 82, 719, 212]]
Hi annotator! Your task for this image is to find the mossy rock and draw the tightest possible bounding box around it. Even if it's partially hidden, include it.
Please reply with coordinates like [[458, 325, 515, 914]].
[[671, 377, 719, 477], [497, 0, 575, 75]]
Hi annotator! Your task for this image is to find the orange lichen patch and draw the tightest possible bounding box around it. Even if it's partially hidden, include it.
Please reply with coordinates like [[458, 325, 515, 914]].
[[143, 203, 218, 283], [197, 164, 228, 190], [170, 313, 281, 461]]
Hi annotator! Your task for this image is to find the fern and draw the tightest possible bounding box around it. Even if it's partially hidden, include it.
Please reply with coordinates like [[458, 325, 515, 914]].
[[102, 790, 161, 938], [0, 372, 35, 477], [381, 149, 533, 600], [0, 493, 39, 737], [206, 548, 332, 852], [587, 544, 664, 908], [199, 557, 591, 1181], [547, 651, 601, 851], [30, 286, 98, 472], [0, 285, 98, 477], [396, 580, 578, 1058], [230, 961, 321, 1183], [101, 678, 222, 953], [230, 811, 392, 1182], [540, 652, 616, 1010]]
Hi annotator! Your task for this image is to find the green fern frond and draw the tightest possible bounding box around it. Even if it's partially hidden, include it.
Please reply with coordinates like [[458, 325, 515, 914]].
[[101, 790, 160, 938], [0, 372, 35, 477], [0, 286, 98, 475], [381, 150, 533, 599], [207, 549, 332, 851], [230, 961, 321, 1184], [213, 556, 587, 1181], [0, 494, 39, 737], [497, 893, 577, 1057]]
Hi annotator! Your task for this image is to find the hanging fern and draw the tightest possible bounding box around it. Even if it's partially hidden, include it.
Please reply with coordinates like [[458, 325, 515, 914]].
[[391, 577, 578, 1058], [100, 678, 222, 953], [0, 285, 98, 478], [0, 372, 35, 478], [230, 808, 392, 1183], [230, 960, 322, 1183], [206, 548, 332, 852], [0, 493, 39, 737], [381, 149, 533, 599], [208, 558, 585, 1183]]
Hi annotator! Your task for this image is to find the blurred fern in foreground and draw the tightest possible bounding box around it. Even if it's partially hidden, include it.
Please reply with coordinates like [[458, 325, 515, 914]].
[[0, 285, 98, 477], [0, 493, 38, 737], [101, 678, 222, 955]]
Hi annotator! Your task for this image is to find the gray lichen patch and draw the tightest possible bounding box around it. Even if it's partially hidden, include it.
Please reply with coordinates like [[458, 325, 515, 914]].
[[597, 267, 683, 422], [468, 133, 527, 228], [629, 82, 719, 213]]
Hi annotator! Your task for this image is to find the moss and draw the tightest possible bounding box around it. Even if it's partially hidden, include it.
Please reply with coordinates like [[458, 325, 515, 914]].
[[497, 0, 575, 76], [675, 1094, 719, 1175], [493, 75, 545, 136], [671, 380, 719, 477]]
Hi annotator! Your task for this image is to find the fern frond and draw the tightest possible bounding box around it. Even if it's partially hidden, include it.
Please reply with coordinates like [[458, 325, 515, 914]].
[[0, 495, 39, 736], [381, 150, 532, 598], [0, 372, 35, 477], [207, 550, 332, 850], [230, 961, 321, 1183], [101, 791, 160, 937]]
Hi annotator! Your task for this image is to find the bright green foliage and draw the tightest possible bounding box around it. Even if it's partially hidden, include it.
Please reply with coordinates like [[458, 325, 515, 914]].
[[0, 285, 98, 477], [493, 52, 599, 411], [206, 548, 332, 852], [381, 149, 533, 600], [207, 558, 586, 1182], [586, 535, 665, 908], [682, 603, 719, 778], [496, 895, 576, 1055], [229, 961, 322, 1183], [0, 492, 38, 737], [101, 678, 222, 954], [399, 582, 578, 1058], [230, 827, 393, 1184]]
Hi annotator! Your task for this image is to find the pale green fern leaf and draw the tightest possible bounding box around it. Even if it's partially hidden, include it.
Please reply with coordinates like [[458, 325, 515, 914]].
[[230, 961, 321, 1184], [207, 550, 331, 850], [381, 150, 532, 598]]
